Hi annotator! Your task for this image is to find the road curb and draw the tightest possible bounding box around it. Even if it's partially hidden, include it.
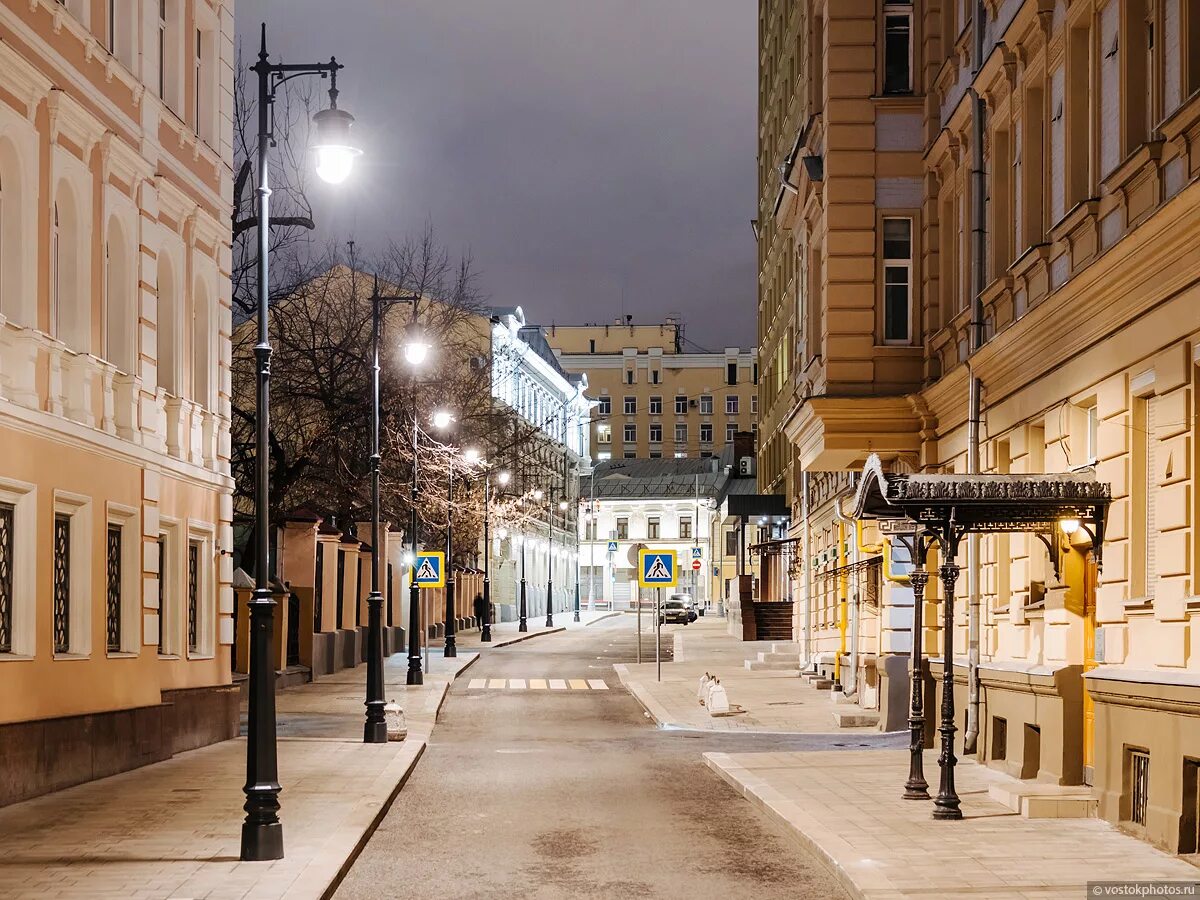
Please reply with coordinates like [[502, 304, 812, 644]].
[[703, 751, 870, 900], [490, 626, 566, 648]]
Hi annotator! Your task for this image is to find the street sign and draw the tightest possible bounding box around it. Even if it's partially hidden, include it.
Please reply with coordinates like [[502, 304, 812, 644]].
[[691, 559, 702, 571], [607, 540, 619, 552], [691, 547, 703, 559], [638, 549, 677, 588], [411, 552, 445, 588]]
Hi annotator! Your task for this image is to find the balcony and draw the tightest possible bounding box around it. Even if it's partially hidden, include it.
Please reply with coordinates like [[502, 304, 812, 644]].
[[0, 316, 225, 473]]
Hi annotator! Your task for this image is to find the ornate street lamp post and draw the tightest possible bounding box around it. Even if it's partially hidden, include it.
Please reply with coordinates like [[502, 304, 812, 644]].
[[243, 25, 359, 863], [364, 278, 420, 743], [403, 326, 432, 687], [431, 411, 457, 656]]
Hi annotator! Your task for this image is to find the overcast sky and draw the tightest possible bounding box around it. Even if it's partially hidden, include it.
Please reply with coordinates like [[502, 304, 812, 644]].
[[237, 1, 757, 349]]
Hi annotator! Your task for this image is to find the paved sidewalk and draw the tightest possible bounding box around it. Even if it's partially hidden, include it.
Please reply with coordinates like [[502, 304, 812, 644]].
[[454, 608, 619, 651], [614, 616, 880, 734], [707, 749, 1200, 899], [0, 650, 476, 900]]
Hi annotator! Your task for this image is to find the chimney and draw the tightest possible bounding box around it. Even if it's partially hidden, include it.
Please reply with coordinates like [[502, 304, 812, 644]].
[[733, 430, 756, 464]]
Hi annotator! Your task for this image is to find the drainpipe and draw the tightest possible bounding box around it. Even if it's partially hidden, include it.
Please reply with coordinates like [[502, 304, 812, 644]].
[[802, 471, 814, 671], [832, 515, 847, 692], [965, 0, 988, 756], [832, 497, 860, 697]]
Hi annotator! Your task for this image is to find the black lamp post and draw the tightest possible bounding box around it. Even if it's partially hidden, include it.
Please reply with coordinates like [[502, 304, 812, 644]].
[[520, 489, 541, 632], [481, 468, 510, 642], [243, 25, 359, 864], [431, 413, 458, 656], [545, 484, 555, 628], [401, 322, 432, 689], [364, 278, 420, 741]]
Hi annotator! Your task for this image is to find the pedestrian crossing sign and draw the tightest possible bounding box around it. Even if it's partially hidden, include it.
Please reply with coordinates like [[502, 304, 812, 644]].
[[411, 552, 445, 588], [638, 549, 677, 588], [607, 540, 619, 552], [691, 547, 703, 559]]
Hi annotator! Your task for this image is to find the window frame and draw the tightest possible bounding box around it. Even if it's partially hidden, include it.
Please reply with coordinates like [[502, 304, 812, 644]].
[[648, 395, 662, 415], [882, 216, 915, 345], [623, 395, 637, 415], [623, 423, 637, 443], [0, 478, 36, 660], [674, 395, 688, 414], [726, 395, 740, 415], [882, 4, 915, 95], [649, 423, 663, 444], [52, 491, 91, 658], [674, 422, 688, 444], [699, 395, 713, 415], [597, 396, 611, 416], [105, 502, 139, 657]]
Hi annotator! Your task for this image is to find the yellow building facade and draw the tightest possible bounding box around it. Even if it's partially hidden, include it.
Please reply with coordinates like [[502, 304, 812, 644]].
[[546, 321, 757, 460], [762, 0, 1200, 853], [0, 0, 235, 805]]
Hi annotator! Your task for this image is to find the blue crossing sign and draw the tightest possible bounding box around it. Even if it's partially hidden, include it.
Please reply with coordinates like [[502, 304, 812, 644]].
[[638, 549, 677, 588], [607, 540, 619, 552], [411, 552, 445, 588], [691, 547, 703, 559]]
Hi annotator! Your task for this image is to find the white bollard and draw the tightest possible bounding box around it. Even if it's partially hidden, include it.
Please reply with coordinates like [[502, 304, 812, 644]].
[[385, 700, 408, 742], [708, 681, 730, 716], [697, 672, 712, 705]]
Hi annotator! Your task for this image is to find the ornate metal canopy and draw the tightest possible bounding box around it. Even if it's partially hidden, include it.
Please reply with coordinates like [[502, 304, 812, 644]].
[[850, 454, 1112, 568]]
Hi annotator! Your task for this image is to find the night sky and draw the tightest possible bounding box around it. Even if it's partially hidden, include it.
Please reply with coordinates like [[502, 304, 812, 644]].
[[236, 1, 758, 349]]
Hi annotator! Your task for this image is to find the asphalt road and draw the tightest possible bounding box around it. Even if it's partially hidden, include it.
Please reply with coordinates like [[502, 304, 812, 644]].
[[334, 615, 870, 900]]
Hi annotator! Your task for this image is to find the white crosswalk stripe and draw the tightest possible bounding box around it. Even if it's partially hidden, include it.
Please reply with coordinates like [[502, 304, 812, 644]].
[[466, 677, 609, 691]]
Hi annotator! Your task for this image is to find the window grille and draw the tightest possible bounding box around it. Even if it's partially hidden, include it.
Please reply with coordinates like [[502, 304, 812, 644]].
[[0, 503, 13, 653], [1129, 749, 1151, 827], [106, 525, 122, 652], [53, 514, 71, 653], [187, 541, 200, 653]]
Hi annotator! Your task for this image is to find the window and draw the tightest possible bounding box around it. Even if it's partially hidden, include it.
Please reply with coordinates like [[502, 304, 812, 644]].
[[700, 395, 713, 415], [651, 368, 661, 384], [625, 368, 634, 385], [53, 514, 70, 654], [616, 517, 629, 540], [1135, 396, 1158, 599], [187, 539, 201, 654], [725, 529, 739, 557], [623, 450, 637, 459], [675, 423, 687, 443], [53, 495, 90, 656], [726, 395, 740, 414], [1126, 748, 1151, 827], [588, 339, 595, 352], [192, 280, 212, 409], [726, 423, 738, 442], [883, 6, 913, 94], [649, 395, 662, 415], [648, 517, 660, 539], [674, 451, 687, 458], [598, 425, 611, 444], [585, 519, 598, 541], [649, 423, 662, 443], [624, 396, 637, 415], [680, 517, 693, 539], [105, 525, 122, 653], [107, 0, 116, 54], [675, 395, 688, 414], [624, 423, 636, 443], [157, 0, 167, 99], [751, 395, 758, 414], [194, 28, 203, 133], [883, 218, 913, 343], [597, 451, 611, 460], [727, 362, 738, 385], [0, 504, 12, 654], [700, 450, 713, 458], [598, 396, 611, 416]]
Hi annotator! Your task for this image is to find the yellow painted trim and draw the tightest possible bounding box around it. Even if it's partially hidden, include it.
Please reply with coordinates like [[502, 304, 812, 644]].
[[835, 520, 847, 685]]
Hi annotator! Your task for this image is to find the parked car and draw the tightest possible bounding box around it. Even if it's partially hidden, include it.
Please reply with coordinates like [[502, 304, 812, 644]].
[[659, 599, 690, 625], [670, 593, 699, 623]]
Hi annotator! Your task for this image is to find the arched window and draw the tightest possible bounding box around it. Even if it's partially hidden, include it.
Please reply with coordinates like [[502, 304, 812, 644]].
[[158, 253, 179, 395], [52, 187, 87, 352], [190, 277, 211, 408], [104, 217, 136, 374]]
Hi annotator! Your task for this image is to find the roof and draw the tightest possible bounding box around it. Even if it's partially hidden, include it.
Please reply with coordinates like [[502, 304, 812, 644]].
[[581, 457, 725, 500], [517, 324, 576, 385]]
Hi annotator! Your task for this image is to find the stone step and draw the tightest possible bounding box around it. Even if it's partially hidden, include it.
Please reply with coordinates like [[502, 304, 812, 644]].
[[831, 708, 880, 728], [771, 642, 800, 655], [987, 782, 1098, 819], [829, 691, 860, 705], [744, 659, 800, 671], [757, 651, 799, 664], [803, 675, 833, 690]]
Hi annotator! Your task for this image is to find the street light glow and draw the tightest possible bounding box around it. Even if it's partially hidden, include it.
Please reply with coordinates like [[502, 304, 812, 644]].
[[311, 106, 362, 184], [497, 470, 511, 485], [1059, 518, 1081, 535], [463, 447, 482, 465], [533, 489, 544, 501], [559, 501, 568, 511], [402, 322, 430, 367], [432, 410, 453, 429]]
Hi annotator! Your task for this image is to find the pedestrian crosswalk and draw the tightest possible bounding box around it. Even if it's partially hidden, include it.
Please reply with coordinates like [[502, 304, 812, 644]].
[[467, 677, 609, 691]]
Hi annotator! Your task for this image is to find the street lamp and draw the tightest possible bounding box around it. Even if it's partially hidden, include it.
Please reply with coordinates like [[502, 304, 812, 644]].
[[242, 25, 358, 863], [364, 277, 419, 745], [520, 488, 543, 632], [431, 412, 459, 656], [403, 326, 431, 687], [481, 468, 509, 642]]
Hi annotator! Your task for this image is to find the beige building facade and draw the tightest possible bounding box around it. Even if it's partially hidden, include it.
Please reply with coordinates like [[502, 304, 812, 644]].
[[761, 0, 1200, 854], [0, 0, 235, 806], [546, 321, 757, 461]]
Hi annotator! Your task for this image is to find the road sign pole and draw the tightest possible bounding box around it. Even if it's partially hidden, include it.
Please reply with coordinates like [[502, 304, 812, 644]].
[[656, 587, 661, 683], [637, 594, 642, 665]]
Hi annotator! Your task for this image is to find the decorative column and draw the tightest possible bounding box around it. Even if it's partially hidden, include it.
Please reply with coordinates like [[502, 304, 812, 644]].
[[904, 557, 930, 800], [933, 549, 963, 820]]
